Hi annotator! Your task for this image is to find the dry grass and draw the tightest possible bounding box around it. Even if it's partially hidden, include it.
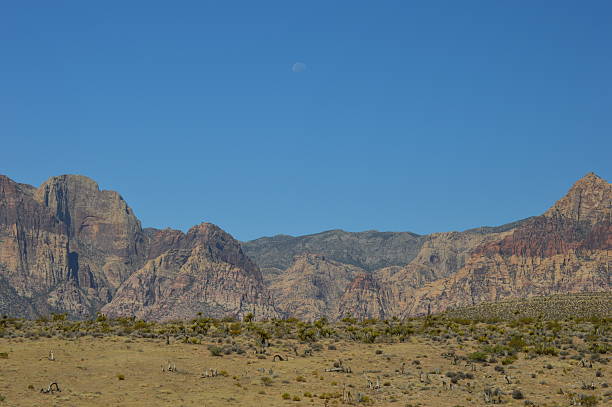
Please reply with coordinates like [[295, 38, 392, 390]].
[[0, 313, 610, 406]]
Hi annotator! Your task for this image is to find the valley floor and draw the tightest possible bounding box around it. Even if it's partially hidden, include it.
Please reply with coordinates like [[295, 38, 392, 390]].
[[0, 334, 609, 406]]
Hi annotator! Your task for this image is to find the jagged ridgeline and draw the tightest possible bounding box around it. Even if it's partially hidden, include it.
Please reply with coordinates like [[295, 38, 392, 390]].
[[0, 173, 610, 321]]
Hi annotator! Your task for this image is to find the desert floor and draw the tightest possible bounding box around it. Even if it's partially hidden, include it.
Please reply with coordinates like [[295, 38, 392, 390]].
[[0, 335, 609, 406]]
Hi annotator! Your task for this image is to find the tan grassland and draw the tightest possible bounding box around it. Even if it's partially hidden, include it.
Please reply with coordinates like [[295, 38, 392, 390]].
[[0, 309, 610, 406]]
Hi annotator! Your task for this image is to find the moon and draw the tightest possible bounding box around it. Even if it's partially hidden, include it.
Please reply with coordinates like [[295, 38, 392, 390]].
[[292, 62, 306, 73]]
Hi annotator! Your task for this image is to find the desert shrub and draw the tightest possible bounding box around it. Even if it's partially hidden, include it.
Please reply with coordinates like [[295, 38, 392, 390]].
[[261, 377, 273, 386], [501, 356, 517, 365], [483, 344, 512, 356], [533, 345, 558, 356], [468, 351, 487, 362], [311, 343, 323, 352], [359, 327, 380, 344], [512, 389, 524, 399], [51, 313, 66, 322], [229, 322, 241, 336], [297, 326, 317, 342], [573, 394, 598, 406], [590, 343, 610, 354], [281, 393, 290, 400], [0, 352, 7, 359], [116, 374, 125, 380], [507, 335, 527, 352], [445, 371, 474, 383], [208, 345, 223, 356]]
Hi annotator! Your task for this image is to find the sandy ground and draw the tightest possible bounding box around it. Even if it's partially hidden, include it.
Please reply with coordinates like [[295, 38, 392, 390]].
[[0, 336, 609, 406]]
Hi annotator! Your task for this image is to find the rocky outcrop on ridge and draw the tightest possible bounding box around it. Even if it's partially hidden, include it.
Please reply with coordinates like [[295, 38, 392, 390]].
[[0, 175, 277, 320], [102, 223, 277, 321]]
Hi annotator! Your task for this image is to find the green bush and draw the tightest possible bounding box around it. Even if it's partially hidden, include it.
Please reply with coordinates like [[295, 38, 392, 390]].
[[468, 351, 487, 362]]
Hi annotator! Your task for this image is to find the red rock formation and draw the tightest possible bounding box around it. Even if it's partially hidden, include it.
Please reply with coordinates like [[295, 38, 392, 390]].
[[267, 253, 365, 320], [404, 173, 611, 317], [337, 272, 388, 320], [0, 175, 277, 320], [102, 223, 277, 321]]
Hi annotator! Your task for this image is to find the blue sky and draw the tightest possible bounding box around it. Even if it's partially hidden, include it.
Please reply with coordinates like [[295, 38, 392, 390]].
[[1, 1, 610, 240]]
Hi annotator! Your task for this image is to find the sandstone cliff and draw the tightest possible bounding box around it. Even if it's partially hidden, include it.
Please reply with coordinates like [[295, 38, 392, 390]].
[[267, 253, 365, 320], [0, 172, 608, 321], [34, 175, 148, 309], [402, 173, 611, 317], [246, 173, 610, 320], [0, 175, 90, 317], [102, 223, 277, 321], [0, 175, 277, 320]]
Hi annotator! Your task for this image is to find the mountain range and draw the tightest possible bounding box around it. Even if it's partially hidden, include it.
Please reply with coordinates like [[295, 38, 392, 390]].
[[0, 172, 609, 321]]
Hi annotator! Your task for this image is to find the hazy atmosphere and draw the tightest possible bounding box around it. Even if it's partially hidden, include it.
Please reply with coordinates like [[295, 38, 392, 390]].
[[1, 1, 610, 240]]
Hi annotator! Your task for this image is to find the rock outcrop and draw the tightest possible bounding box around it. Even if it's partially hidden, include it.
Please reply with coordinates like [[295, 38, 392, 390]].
[[0, 174, 277, 320], [402, 173, 611, 317], [267, 253, 365, 320], [0, 175, 88, 317], [34, 175, 148, 308], [243, 229, 423, 273], [246, 173, 610, 320], [102, 223, 277, 321], [0, 172, 608, 321]]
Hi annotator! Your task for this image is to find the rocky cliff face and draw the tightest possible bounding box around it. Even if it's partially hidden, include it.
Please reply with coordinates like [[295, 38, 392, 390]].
[[102, 223, 277, 321], [34, 175, 148, 308], [246, 173, 610, 320], [267, 253, 365, 320], [0, 174, 277, 320], [0, 175, 90, 317], [0, 172, 608, 321], [243, 229, 423, 273], [401, 173, 611, 317]]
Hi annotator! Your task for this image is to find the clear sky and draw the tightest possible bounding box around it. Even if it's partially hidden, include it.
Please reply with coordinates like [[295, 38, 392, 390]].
[[1, 1, 610, 241]]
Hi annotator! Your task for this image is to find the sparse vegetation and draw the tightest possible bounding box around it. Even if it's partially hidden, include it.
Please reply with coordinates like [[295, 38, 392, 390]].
[[0, 310, 608, 406]]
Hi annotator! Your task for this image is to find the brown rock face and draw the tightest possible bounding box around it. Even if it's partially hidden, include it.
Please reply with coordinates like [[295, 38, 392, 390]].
[[102, 223, 277, 321], [337, 273, 388, 320], [247, 172, 610, 320], [544, 172, 611, 225], [0, 175, 90, 317], [0, 174, 277, 320], [268, 253, 365, 320], [243, 230, 423, 272], [34, 175, 147, 302], [404, 173, 611, 317], [0, 172, 608, 321]]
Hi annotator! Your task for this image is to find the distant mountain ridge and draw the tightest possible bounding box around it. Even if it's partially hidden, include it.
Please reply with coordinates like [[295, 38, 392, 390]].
[[0, 172, 609, 321], [244, 172, 610, 320]]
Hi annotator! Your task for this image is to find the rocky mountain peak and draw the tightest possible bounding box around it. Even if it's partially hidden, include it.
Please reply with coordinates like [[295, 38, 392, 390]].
[[291, 253, 328, 265], [545, 172, 611, 224]]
